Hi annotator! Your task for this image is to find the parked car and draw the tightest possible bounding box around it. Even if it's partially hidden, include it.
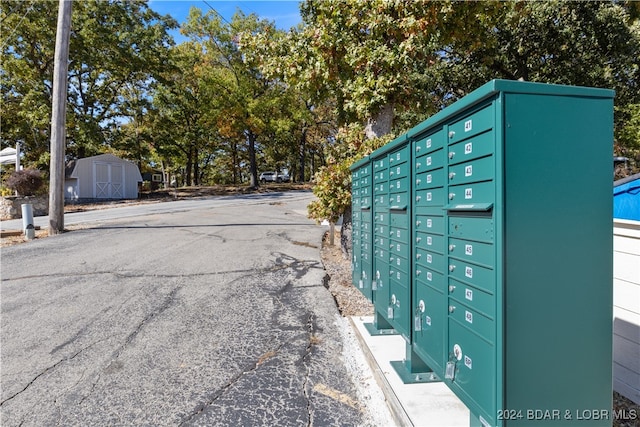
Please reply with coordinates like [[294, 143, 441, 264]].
[[259, 171, 290, 183]]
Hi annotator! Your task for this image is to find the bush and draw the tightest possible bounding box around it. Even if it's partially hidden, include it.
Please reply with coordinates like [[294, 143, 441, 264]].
[[6, 169, 44, 196]]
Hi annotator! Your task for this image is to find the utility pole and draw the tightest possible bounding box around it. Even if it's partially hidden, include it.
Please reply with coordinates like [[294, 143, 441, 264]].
[[48, 0, 72, 235]]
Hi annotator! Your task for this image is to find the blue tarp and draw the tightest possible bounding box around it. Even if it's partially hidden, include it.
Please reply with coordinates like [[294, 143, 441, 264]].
[[613, 173, 640, 221]]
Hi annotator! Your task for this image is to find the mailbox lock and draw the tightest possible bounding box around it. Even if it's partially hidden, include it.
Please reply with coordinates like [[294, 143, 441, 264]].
[[449, 131, 456, 139], [449, 193, 456, 200], [449, 305, 456, 313], [416, 237, 422, 243], [416, 162, 421, 169], [416, 178, 421, 185], [391, 294, 397, 305], [416, 269, 422, 276], [418, 300, 425, 313], [449, 264, 456, 272], [449, 172, 456, 180], [449, 244, 456, 252], [449, 285, 456, 293], [448, 151, 455, 159], [416, 220, 422, 226], [416, 253, 422, 260], [416, 196, 422, 202]]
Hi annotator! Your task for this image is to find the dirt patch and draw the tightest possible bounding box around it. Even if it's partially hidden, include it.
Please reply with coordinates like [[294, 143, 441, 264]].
[[320, 230, 373, 317]]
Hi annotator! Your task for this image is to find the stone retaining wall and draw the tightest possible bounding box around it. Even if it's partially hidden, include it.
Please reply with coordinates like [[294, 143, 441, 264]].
[[0, 196, 49, 220]]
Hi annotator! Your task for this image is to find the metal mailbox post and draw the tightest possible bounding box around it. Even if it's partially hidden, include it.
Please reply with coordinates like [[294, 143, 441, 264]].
[[350, 80, 614, 426]]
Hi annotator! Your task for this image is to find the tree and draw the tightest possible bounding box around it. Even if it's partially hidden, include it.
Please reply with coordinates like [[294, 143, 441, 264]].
[[180, 8, 293, 188], [1, 0, 177, 164]]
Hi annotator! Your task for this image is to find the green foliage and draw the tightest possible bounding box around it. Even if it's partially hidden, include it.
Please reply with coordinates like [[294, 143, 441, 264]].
[[307, 124, 391, 223], [1, 0, 177, 163], [6, 169, 44, 196]]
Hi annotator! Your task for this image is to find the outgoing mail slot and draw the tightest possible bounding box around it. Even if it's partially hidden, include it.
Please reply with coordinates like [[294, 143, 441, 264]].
[[415, 187, 445, 207], [447, 181, 494, 206], [448, 278, 495, 319], [448, 155, 494, 186], [415, 168, 445, 190], [447, 104, 494, 145], [447, 260, 495, 294], [448, 216, 494, 243], [448, 237, 494, 268], [447, 131, 495, 166]]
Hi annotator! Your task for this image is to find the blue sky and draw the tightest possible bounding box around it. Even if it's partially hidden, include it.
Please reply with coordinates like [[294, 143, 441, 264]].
[[148, 0, 302, 43]]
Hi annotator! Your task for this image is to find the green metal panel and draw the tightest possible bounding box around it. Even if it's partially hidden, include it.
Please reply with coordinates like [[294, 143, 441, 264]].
[[414, 282, 446, 373]]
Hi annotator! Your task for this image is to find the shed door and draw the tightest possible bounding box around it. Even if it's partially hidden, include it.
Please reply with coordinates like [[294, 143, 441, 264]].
[[111, 164, 123, 198], [94, 161, 125, 199]]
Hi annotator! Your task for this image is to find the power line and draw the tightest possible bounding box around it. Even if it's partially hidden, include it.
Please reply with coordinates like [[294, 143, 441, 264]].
[[201, 0, 232, 25], [1, 0, 37, 50]]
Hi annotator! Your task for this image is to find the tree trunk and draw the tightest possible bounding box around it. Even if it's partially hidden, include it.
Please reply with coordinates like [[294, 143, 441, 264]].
[[247, 131, 258, 188], [341, 102, 394, 256], [364, 102, 394, 139], [185, 146, 193, 186], [298, 128, 307, 182]]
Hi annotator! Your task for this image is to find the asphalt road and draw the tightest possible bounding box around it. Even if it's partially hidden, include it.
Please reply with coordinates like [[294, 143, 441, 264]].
[[0, 191, 379, 426]]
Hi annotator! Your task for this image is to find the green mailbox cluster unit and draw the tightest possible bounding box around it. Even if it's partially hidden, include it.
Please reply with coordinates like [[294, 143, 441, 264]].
[[350, 80, 614, 426]]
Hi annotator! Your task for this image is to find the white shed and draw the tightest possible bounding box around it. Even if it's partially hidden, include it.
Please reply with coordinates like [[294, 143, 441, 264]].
[[65, 154, 142, 200]]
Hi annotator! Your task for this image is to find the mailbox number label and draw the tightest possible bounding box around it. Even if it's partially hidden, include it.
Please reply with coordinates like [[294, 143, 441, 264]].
[[464, 119, 473, 132], [427, 271, 433, 281], [465, 266, 473, 278], [426, 138, 432, 148], [465, 288, 473, 301], [465, 142, 473, 154], [426, 192, 432, 201], [427, 236, 433, 246], [427, 219, 432, 228], [427, 174, 432, 183], [465, 244, 473, 255], [465, 188, 473, 199], [426, 156, 432, 166], [427, 254, 433, 264], [464, 355, 472, 369], [465, 165, 473, 177], [465, 310, 473, 324]]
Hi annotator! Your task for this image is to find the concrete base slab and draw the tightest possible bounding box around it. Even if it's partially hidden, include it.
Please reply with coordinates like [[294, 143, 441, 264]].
[[350, 316, 470, 427]]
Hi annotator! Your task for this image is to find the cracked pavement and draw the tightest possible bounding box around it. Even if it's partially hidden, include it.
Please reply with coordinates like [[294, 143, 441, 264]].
[[0, 191, 375, 426]]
